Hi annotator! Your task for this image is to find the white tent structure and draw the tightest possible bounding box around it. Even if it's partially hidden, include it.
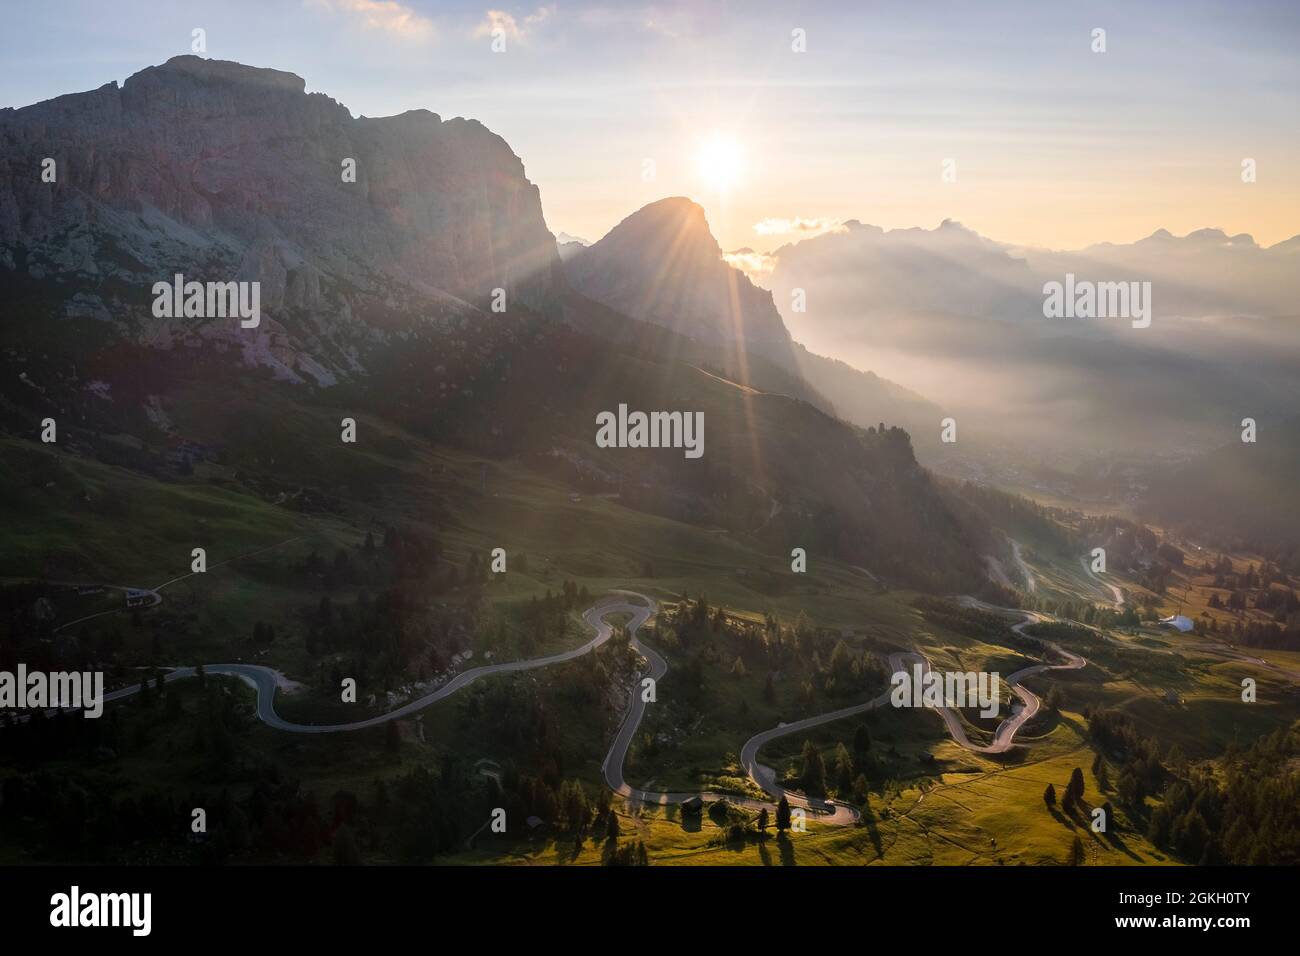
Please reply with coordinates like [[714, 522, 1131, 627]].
[[1159, 614, 1195, 633]]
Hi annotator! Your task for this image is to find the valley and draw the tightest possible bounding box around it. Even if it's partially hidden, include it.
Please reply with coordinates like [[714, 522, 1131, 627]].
[[1, 40, 1298, 880], [5, 400, 1296, 868]]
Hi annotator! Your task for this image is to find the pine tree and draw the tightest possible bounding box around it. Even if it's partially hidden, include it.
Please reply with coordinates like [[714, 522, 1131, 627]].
[[1044, 783, 1057, 808], [833, 743, 854, 795], [776, 796, 792, 832], [1146, 805, 1172, 847], [800, 740, 827, 797], [1068, 766, 1086, 801], [853, 722, 871, 756], [1174, 810, 1210, 863]]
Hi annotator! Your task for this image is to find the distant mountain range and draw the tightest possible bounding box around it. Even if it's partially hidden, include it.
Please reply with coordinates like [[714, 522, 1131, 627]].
[[743, 218, 1300, 458], [555, 232, 591, 262]]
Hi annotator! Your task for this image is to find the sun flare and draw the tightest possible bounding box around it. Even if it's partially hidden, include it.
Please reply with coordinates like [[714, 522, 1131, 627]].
[[694, 133, 744, 193]]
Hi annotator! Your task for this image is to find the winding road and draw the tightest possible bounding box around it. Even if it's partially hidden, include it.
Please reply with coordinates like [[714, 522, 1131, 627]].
[[728, 603, 1084, 821], [96, 587, 1086, 826], [1080, 555, 1124, 609], [945, 599, 1086, 752], [599, 592, 896, 824], [101, 595, 641, 732], [1010, 540, 1036, 593]]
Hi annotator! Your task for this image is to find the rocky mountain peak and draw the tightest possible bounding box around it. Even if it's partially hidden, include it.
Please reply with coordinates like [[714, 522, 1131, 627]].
[[0, 57, 563, 383], [564, 196, 791, 350], [148, 55, 309, 94]]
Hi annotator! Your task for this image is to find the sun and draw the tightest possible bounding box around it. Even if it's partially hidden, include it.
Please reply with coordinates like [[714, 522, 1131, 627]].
[[694, 133, 745, 194]]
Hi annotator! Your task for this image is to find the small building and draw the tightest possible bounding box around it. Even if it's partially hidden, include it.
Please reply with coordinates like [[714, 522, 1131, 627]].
[[124, 589, 152, 608], [1158, 614, 1194, 633], [680, 795, 704, 815]]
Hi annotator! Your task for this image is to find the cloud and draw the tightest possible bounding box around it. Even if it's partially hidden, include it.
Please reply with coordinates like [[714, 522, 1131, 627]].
[[722, 250, 775, 280], [473, 6, 556, 44], [306, 0, 434, 38], [753, 216, 844, 239]]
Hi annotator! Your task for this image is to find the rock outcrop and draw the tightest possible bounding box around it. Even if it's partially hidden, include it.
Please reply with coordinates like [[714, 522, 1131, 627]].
[[0, 56, 563, 381]]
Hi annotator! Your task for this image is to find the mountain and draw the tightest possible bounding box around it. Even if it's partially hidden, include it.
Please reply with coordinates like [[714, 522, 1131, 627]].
[[555, 232, 591, 262], [565, 197, 793, 351], [755, 219, 1300, 459], [564, 198, 942, 439], [1033, 227, 1300, 318], [757, 219, 1300, 333], [790, 347, 941, 445], [0, 55, 563, 383], [764, 218, 1036, 326], [0, 57, 1006, 597]]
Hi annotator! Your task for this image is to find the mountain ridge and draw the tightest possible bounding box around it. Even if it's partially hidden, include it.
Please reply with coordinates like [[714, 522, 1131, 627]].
[[1, 55, 564, 384], [564, 195, 943, 439]]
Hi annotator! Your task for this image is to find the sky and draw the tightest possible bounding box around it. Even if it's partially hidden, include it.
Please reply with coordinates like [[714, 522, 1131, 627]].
[[3, 0, 1298, 252]]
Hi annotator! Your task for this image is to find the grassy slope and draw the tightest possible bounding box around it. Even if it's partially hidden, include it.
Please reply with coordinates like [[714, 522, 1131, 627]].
[[4, 403, 1299, 866]]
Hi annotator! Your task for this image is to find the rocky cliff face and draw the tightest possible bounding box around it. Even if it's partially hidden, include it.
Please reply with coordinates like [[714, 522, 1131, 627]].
[[564, 197, 793, 351], [0, 56, 562, 382]]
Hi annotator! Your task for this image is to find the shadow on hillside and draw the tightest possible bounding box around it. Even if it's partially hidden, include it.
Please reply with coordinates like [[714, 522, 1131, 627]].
[[566, 833, 585, 862], [1056, 713, 1088, 737], [777, 832, 796, 866], [990, 747, 1029, 768], [1047, 805, 1076, 830], [859, 799, 884, 857], [1099, 824, 1144, 862]]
